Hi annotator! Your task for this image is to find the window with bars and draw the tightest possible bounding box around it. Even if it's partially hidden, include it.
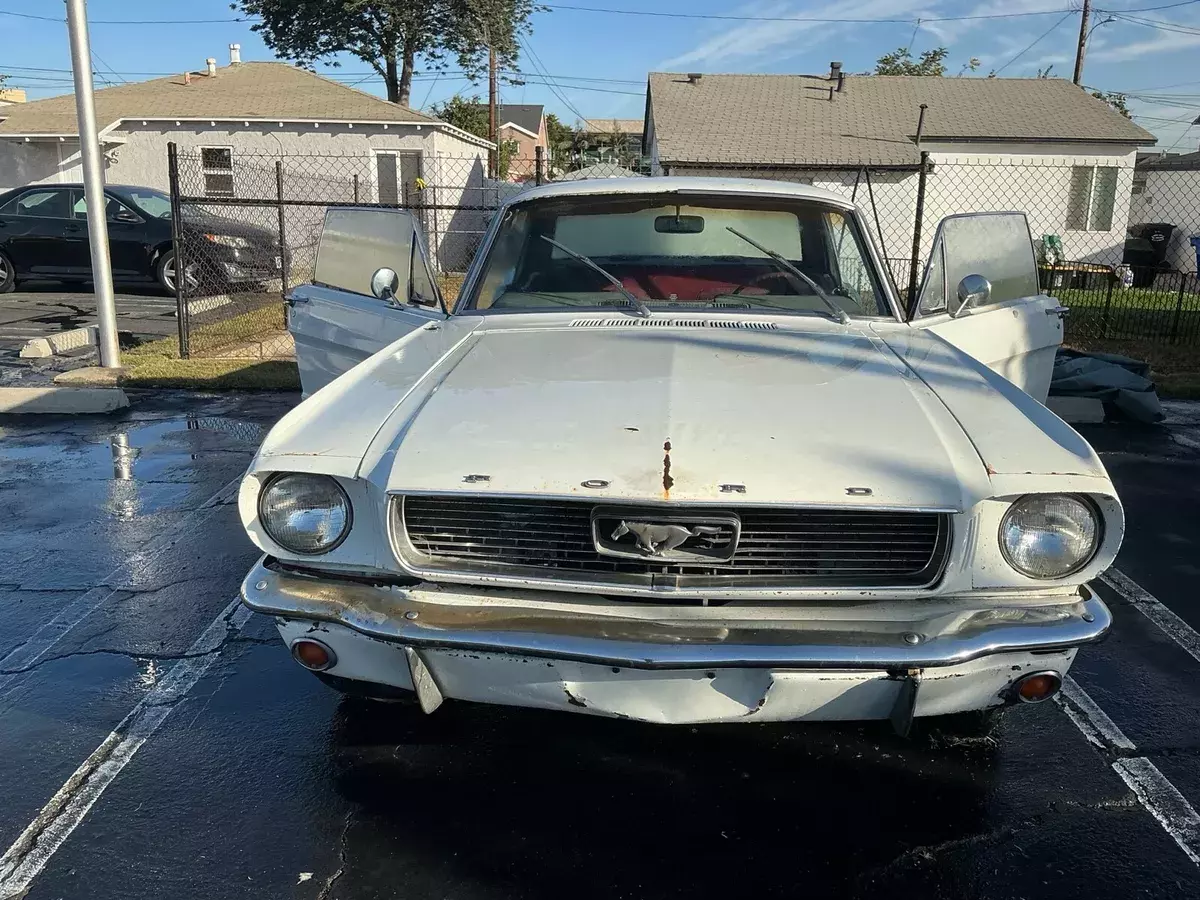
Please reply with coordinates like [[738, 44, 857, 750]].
[[1066, 165, 1118, 231], [200, 147, 234, 197]]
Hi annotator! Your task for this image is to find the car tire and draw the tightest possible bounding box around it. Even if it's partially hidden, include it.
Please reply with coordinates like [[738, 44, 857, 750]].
[[155, 249, 200, 295], [0, 251, 15, 293]]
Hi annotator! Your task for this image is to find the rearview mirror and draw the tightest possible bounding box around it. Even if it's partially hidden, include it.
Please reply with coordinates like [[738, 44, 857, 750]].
[[370, 266, 400, 304], [654, 214, 704, 234], [950, 274, 991, 317]]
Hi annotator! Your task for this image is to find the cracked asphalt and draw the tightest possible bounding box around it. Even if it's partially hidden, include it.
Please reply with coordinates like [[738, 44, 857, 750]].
[[1, 392, 1200, 899]]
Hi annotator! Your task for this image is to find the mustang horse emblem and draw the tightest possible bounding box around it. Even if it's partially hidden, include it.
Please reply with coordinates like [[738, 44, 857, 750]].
[[611, 521, 725, 556]]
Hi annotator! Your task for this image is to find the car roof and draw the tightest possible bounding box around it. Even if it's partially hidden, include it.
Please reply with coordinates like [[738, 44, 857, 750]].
[[2, 183, 163, 194], [506, 176, 857, 209]]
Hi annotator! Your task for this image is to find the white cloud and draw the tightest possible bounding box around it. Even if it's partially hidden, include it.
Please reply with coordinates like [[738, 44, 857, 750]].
[[1090, 28, 1200, 63]]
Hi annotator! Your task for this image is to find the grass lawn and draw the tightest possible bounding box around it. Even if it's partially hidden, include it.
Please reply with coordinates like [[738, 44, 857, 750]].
[[1055, 281, 1200, 345]]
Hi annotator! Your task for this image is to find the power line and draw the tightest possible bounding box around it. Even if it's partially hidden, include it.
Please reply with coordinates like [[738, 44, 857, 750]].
[[518, 36, 588, 123], [541, 3, 1078, 23], [0, 9, 250, 24], [993, 11, 1077, 75]]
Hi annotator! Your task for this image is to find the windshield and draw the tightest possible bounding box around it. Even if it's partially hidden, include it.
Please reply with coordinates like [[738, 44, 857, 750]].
[[124, 188, 172, 219], [463, 193, 891, 318]]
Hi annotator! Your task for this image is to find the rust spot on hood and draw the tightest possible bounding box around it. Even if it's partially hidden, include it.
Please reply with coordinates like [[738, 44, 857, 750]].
[[985, 463, 997, 475], [662, 439, 674, 498]]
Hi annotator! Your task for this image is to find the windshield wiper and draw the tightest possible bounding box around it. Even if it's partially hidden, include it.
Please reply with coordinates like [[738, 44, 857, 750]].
[[539, 235, 651, 318], [724, 227, 850, 325]]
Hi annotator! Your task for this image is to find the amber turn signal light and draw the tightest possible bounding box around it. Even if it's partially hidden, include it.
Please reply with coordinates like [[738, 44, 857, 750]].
[[291, 638, 336, 671], [1015, 671, 1062, 703]]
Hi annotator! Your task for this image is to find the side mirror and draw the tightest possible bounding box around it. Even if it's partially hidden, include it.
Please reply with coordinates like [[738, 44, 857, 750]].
[[370, 266, 400, 304], [950, 274, 991, 317], [114, 210, 140, 223]]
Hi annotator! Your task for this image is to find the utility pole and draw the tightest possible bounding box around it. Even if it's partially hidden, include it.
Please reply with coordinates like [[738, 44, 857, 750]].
[[488, 41, 498, 178], [65, 0, 120, 368], [1073, 0, 1091, 85]]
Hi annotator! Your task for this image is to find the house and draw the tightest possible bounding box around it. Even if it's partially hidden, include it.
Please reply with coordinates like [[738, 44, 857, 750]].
[[0, 89, 26, 107], [643, 69, 1155, 272], [468, 103, 547, 179], [0, 50, 492, 270], [578, 118, 646, 169], [1131, 150, 1200, 274]]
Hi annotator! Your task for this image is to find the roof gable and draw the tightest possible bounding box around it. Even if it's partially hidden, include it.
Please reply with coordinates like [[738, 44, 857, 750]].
[[648, 73, 1156, 168], [0, 63, 441, 136]]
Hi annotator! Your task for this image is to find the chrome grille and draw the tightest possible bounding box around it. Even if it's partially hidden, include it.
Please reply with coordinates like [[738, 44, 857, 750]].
[[393, 497, 949, 591]]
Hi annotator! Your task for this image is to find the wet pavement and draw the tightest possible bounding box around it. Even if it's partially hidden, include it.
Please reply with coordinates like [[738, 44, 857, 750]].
[[1, 392, 1199, 899], [0, 284, 176, 355]]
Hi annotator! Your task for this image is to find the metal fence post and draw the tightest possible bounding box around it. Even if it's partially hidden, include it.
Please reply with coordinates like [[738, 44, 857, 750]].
[[275, 160, 290, 296], [1171, 272, 1187, 342], [1101, 275, 1114, 339], [167, 141, 189, 359], [907, 151, 930, 306], [535, 145, 545, 185], [353, 173, 360, 204]]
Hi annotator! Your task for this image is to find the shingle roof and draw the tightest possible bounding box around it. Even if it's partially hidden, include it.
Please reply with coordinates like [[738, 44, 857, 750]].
[[471, 104, 544, 135], [580, 118, 644, 135], [0, 62, 441, 136], [648, 73, 1155, 168], [1140, 150, 1200, 170]]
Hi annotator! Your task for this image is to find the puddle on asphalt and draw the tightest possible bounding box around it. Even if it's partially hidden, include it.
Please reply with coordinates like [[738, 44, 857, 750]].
[[0, 415, 268, 520]]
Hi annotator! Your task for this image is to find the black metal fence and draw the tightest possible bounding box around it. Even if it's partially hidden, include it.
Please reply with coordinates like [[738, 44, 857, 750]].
[[165, 144, 1200, 358]]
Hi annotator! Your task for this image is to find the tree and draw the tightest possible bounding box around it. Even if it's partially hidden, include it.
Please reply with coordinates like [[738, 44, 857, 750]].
[[430, 93, 517, 176], [234, 0, 539, 107], [544, 112, 574, 165], [872, 47, 949, 76], [430, 93, 489, 136], [1092, 90, 1131, 119]]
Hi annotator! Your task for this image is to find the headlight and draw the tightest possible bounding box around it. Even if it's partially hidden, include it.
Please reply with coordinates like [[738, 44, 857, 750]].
[[1000, 494, 1099, 579], [258, 474, 351, 554], [205, 233, 253, 249]]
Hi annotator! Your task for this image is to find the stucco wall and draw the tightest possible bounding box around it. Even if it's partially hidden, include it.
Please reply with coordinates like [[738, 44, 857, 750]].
[[0, 140, 82, 191], [98, 122, 486, 274], [924, 143, 1139, 267], [1130, 169, 1200, 274]]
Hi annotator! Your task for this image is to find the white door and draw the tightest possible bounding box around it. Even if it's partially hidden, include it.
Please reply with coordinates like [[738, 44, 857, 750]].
[[289, 207, 445, 396], [908, 212, 1064, 403]]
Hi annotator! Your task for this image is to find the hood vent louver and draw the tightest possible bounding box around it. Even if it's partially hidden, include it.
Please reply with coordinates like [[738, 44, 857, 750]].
[[570, 319, 778, 330]]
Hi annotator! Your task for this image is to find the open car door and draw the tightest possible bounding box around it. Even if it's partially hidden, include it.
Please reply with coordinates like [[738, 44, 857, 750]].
[[907, 212, 1065, 404], [288, 207, 445, 396]]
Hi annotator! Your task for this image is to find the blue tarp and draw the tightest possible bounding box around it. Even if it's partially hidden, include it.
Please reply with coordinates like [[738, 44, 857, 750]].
[[1050, 348, 1164, 423]]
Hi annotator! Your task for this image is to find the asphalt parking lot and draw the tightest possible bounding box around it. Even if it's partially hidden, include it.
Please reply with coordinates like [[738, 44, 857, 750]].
[[0, 283, 176, 355], [1, 392, 1199, 900]]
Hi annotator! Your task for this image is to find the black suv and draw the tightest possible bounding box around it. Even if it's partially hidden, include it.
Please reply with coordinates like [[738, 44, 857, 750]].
[[0, 183, 281, 294]]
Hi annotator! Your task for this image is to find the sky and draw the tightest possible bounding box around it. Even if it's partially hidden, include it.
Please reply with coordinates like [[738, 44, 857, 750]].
[[1, 0, 1199, 151]]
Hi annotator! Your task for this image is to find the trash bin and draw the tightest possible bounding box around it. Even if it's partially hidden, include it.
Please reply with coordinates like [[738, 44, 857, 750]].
[[1123, 223, 1176, 287], [1191, 234, 1200, 275]]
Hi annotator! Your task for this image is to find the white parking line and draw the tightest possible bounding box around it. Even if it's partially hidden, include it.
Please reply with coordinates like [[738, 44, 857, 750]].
[[0, 597, 252, 897], [1100, 568, 1200, 666], [1057, 676, 1200, 866], [0, 474, 242, 699]]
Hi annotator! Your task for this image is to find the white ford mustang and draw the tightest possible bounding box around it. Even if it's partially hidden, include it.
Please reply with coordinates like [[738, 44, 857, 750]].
[[238, 178, 1121, 735]]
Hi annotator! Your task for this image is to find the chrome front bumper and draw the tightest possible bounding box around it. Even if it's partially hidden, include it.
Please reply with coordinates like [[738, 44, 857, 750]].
[[240, 557, 1111, 671]]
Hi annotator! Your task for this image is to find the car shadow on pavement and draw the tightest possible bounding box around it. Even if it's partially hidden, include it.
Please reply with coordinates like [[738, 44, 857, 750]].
[[323, 695, 999, 899]]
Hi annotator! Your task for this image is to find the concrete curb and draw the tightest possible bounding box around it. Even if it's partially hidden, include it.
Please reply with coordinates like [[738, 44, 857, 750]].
[[0, 386, 129, 414], [18, 324, 99, 359]]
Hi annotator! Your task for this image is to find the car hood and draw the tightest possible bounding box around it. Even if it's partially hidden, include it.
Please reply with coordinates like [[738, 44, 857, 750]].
[[180, 211, 275, 242], [356, 321, 991, 510]]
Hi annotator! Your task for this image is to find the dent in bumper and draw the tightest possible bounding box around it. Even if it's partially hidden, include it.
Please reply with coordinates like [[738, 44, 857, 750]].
[[241, 557, 1111, 671]]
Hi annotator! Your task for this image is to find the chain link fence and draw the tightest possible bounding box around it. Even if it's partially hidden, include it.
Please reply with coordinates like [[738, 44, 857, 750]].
[[166, 145, 1200, 358]]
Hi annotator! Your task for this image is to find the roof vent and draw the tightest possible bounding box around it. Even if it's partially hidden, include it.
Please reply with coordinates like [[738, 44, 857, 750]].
[[183, 72, 191, 85], [686, 72, 702, 84], [829, 61, 842, 80], [206, 58, 217, 77], [229, 43, 242, 65]]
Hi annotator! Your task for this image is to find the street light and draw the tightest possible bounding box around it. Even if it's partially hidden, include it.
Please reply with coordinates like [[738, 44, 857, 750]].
[[65, 0, 120, 368]]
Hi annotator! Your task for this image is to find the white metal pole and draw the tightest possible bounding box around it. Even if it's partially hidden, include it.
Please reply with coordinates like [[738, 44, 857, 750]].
[[65, 0, 120, 368]]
